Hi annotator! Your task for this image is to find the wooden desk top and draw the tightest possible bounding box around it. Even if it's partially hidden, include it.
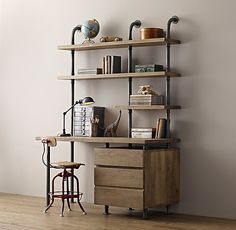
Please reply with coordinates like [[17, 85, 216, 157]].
[[36, 136, 180, 145]]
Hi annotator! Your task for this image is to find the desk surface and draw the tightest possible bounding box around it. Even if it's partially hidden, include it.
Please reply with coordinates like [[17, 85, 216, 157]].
[[36, 136, 180, 145]]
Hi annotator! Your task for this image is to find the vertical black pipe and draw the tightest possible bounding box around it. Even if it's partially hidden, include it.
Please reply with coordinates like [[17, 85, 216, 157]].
[[46, 146, 50, 206], [128, 20, 141, 138], [70, 25, 80, 201], [104, 142, 110, 215], [165, 16, 179, 139], [128, 46, 132, 138], [166, 42, 171, 139]]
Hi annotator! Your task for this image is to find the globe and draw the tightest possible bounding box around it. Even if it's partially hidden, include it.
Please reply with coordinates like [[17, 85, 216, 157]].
[[81, 19, 100, 43]]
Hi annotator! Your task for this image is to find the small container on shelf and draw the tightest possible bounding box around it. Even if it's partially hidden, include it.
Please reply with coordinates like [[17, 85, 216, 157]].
[[131, 128, 156, 138], [140, 28, 164, 40]]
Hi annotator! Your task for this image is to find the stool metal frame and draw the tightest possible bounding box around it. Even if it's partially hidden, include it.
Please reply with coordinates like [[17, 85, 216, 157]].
[[44, 162, 86, 217]]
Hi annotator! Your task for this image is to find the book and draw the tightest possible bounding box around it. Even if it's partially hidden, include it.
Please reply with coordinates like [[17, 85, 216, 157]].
[[155, 118, 167, 138], [77, 68, 102, 75], [111, 56, 121, 73], [103, 55, 121, 74]]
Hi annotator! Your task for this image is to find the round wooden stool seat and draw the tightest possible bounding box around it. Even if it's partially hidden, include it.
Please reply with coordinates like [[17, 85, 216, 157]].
[[52, 161, 85, 169]]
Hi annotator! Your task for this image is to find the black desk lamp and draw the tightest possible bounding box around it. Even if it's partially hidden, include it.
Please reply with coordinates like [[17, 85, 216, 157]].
[[60, 96, 95, 137]]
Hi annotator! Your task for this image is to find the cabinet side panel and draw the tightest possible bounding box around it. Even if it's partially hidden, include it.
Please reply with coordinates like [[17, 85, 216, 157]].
[[144, 148, 180, 208], [166, 148, 180, 204]]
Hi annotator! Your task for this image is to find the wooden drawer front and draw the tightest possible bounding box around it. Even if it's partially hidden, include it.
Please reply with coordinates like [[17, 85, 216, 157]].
[[94, 148, 143, 167], [95, 186, 143, 209], [95, 167, 143, 188]]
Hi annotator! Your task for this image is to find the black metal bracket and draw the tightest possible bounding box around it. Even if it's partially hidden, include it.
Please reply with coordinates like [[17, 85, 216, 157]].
[[166, 16, 179, 40], [129, 20, 141, 40]]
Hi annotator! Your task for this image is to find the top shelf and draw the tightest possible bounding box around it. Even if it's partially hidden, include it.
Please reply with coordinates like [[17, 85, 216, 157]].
[[58, 38, 181, 51]]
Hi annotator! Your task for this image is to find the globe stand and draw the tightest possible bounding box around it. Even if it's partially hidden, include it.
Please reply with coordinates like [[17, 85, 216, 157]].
[[82, 38, 95, 44]]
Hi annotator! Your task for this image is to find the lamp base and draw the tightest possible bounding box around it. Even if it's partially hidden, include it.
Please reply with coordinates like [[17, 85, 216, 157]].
[[60, 133, 71, 137]]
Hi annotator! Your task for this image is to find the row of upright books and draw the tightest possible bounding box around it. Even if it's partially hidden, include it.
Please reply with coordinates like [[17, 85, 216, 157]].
[[102, 55, 121, 74], [130, 94, 164, 105]]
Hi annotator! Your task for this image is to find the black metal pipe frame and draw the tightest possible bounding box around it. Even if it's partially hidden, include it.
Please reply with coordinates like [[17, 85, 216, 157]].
[[128, 20, 141, 138], [104, 143, 110, 215], [70, 25, 81, 201], [165, 16, 179, 138], [46, 146, 50, 206]]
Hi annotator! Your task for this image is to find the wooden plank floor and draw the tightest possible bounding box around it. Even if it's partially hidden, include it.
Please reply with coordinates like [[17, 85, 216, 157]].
[[0, 193, 236, 230]]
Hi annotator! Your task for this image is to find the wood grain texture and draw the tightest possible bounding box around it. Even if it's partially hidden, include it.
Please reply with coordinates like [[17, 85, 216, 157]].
[[94, 148, 144, 167], [114, 105, 181, 110], [144, 148, 180, 208], [58, 38, 181, 51], [58, 71, 181, 81], [94, 148, 180, 209], [1, 193, 236, 230], [94, 186, 144, 209], [35, 136, 181, 144], [95, 167, 144, 188]]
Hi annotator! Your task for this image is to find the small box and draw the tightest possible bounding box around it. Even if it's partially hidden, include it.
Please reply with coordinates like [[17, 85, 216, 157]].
[[131, 128, 156, 138], [135, 64, 164, 73]]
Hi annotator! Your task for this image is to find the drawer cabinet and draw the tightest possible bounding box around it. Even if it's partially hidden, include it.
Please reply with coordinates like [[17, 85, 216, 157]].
[[94, 147, 180, 210], [73, 106, 105, 136]]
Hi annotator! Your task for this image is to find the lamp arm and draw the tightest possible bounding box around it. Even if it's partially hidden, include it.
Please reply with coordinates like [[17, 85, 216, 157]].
[[63, 101, 79, 115], [61, 101, 79, 136]]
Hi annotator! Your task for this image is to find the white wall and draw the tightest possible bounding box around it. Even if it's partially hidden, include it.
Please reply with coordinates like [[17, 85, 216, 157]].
[[1, 0, 236, 219]]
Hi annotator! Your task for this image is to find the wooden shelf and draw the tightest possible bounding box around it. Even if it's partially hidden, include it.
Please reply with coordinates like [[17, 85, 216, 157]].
[[58, 38, 181, 51], [58, 71, 181, 80], [36, 136, 180, 145], [114, 105, 181, 110]]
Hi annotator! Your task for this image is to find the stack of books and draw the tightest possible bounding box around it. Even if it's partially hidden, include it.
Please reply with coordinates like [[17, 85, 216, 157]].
[[102, 55, 121, 74], [131, 128, 156, 138], [130, 94, 164, 105], [135, 64, 164, 72], [77, 68, 102, 75]]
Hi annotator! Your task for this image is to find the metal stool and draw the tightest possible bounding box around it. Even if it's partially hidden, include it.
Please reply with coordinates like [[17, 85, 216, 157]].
[[44, 161, 86, 217]]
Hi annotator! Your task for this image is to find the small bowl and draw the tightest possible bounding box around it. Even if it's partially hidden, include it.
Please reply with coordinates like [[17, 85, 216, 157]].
[[140, 28, 164, 40]]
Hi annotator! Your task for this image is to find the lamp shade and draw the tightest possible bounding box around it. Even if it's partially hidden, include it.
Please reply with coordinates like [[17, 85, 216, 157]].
[[79, 97, 95, 105]]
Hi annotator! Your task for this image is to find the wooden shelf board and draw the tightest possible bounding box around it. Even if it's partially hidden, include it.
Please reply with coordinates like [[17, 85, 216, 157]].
[[58, 71, 181, 80], [114, 105, 181, 110], [36, 136, 180, 144], [58, 38, 181, 51]]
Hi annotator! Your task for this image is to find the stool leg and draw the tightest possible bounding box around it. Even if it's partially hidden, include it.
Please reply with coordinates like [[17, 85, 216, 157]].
[[73, 174, 86, 215], [66, 175, 72, 211], [60, 169, 66, 217], [44, 173, 59, 214]]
